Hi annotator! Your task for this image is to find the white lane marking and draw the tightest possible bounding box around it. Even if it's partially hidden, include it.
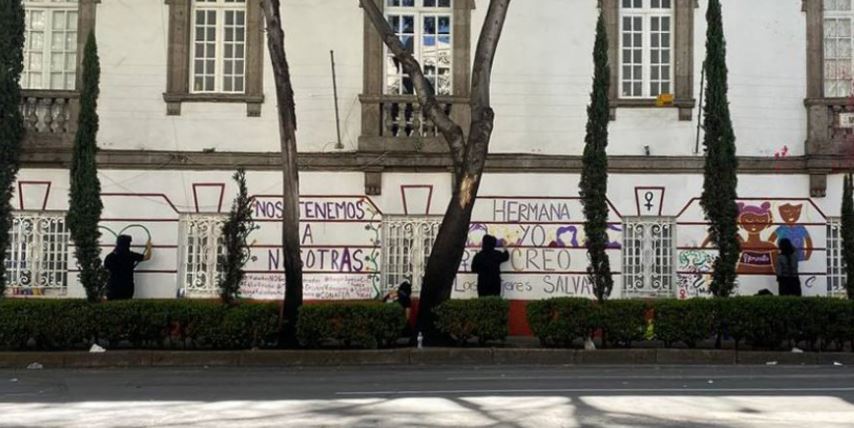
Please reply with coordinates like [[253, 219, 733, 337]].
[[336, 387, 854, 396], [446, 373, 854, 381]]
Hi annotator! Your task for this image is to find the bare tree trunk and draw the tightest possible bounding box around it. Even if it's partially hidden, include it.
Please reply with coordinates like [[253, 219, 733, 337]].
[[260, 0, 303, 346], [360, 0, 510, 340]]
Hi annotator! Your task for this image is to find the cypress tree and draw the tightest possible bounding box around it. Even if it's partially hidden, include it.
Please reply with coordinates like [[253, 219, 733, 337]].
[[218, 168, 257, 305], [700, 0, 740, 297], [0, 0, 25, 294], [841, 174, 854, 299], [67, 31, 106, 302], [580, 11, 614, 303]]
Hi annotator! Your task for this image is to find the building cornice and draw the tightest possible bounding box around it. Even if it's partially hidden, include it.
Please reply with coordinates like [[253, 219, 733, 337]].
[[19, 148, 814, 174]]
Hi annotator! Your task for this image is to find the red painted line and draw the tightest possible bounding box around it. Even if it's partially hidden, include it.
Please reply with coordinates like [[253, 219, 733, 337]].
[[69, 269, 178, 274], [102, 193, 180, 214], [252, 219, 381, 223], [676, 246, 827, 251], [676, 271, 826, 276], [244, 270, 377, 275], [471, 221, 622, 226], [98, 245, 178, 249], [458, 271, 623, 275], [676, 222, 828, 226], [101, 218, 179, 222], [250, 245, 380, 249]]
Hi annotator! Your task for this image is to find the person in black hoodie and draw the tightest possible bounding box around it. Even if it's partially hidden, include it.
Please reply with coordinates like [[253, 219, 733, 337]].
[[472, 234, 509, 297], [104, 234, 152, 300]]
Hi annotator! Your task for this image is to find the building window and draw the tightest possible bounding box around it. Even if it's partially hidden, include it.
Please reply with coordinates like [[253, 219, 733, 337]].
[[384, 0, 453, 96], [382, 216, 440, 294], [827, 218, 847, 296], [179, 214, 226, 297], [622, 217, 675, 298], [21, 0, 79, 91], [619, 0, 673, 98], [164, 0, 264, 116], [4, 212, 70, 295], [824, 1, 854, 97], [603, 0, 695, 120], [190, 0, 246, 93]]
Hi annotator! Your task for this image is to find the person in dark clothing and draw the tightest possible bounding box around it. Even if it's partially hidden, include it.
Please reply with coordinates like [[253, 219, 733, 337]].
[[776, 238, 801, 296], [472, 235, 509, 297], [383, 281, 414, 339], [104, 235, 152, 300], [383, 281, 412, 314]]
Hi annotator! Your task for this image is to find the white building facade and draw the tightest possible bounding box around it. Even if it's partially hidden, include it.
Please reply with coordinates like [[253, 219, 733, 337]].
[[7, 0, 854, 329]]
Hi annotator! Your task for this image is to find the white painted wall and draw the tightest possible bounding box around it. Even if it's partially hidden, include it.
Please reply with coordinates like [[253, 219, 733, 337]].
[[92, 0, 806, 157], [10, 169, 833, 300]]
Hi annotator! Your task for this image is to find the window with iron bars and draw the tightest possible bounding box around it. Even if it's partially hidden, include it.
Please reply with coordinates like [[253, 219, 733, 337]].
[[179, 214, 227, 297], [827, 218, 847, 297], [621, 217, 675, 298], [382, 216, 441, 294], [4, 212, 70, 294]]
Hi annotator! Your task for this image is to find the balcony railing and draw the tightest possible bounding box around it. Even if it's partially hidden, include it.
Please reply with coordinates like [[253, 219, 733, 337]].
[[359, 94, 470, 152], [20, 90, 78, 147]]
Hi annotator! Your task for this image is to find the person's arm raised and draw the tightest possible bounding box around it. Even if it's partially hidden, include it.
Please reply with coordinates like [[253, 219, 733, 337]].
[[142, 240, 153, 261]]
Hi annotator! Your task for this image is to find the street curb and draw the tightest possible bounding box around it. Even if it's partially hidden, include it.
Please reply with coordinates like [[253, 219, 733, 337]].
[[0, 349, 851, 369]]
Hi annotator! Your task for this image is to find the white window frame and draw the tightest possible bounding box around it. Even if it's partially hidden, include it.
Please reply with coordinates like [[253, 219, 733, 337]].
[[384, 0, 454, 96], [381, 216, 441, 295], [4, 211, 70, 294], [179, 214, 227, 298], [21, 0, 79, 91], [190, 0, 247, 94], [619, 0, 673, 99], [622, 217, 676, 298], [827, 217, 847, 297], [824, 0, 854, 97]]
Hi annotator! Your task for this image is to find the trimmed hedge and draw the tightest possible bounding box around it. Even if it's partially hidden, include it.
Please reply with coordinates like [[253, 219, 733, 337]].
[[527, 297, 596, 347], [528, 296, 854, 351], [296, 302, 405, 349], [0, 299, 278, 350], [434, 297, 509, 345]]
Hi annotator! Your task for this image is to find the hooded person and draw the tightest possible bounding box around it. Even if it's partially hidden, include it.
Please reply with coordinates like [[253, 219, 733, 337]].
[[471, 234, 509, 297], [104, 234, 152, 300], [776, 238, 802, 297]]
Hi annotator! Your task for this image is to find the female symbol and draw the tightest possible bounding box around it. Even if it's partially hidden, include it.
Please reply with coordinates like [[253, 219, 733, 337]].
[[644, 192, 655, 212]]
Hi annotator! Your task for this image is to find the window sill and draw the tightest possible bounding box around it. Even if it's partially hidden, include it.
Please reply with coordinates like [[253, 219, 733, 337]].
[[162, 92, 265, 117], [610, 98, 696, 121]]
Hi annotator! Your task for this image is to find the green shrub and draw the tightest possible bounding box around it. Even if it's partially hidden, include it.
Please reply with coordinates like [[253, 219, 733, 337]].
[[527, 298, 596, 348], [0, 299, 278, 350], [434, 297, 509, 346], [653, 299, 715, 348], [296, 302, 405, 349], [597, 299, 648, 348]]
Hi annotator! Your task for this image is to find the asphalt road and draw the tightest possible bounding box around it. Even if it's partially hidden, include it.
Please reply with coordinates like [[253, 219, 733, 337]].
[[1, 365, 854, 427]]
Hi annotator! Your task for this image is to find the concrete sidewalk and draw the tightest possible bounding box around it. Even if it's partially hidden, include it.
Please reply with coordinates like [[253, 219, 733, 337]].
[[1, 347, 853, 369]]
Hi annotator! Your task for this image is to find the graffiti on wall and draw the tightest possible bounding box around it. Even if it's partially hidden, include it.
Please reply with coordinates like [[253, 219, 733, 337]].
[[240, 196, 382, 300], [453, 197, 622, 299]]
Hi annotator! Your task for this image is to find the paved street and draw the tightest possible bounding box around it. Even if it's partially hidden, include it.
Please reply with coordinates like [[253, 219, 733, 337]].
[[1, 365, 854, 427]]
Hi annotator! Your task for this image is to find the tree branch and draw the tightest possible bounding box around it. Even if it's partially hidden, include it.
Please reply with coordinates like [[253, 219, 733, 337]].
[[359, 0, 465, 167], [464, 0, 510, 166]]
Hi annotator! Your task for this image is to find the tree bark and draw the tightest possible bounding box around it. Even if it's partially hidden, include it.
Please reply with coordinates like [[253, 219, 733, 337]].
[[260, 0, 303, 345], [360, 0, 510, 339]]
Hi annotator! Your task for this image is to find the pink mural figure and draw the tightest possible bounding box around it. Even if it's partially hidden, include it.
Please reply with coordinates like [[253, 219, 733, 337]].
[[736, 202, 778, 275], [768, 203, 813, 262]]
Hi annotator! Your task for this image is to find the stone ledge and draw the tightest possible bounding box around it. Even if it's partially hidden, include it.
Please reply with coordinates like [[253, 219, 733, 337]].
[[0, 349, 850, 369]]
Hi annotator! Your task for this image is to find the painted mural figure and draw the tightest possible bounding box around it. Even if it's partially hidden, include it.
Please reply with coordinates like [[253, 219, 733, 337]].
[[769, 203, 813, 262], [736, 202, 778, 275], [472, 235, 509, 297], [776, 238, 802, 296], [104, 235, 153, 300]]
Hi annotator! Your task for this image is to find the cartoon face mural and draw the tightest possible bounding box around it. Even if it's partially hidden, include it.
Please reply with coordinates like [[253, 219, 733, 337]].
[[770, 203, 813, 262], [736, 202, 778, 275]]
